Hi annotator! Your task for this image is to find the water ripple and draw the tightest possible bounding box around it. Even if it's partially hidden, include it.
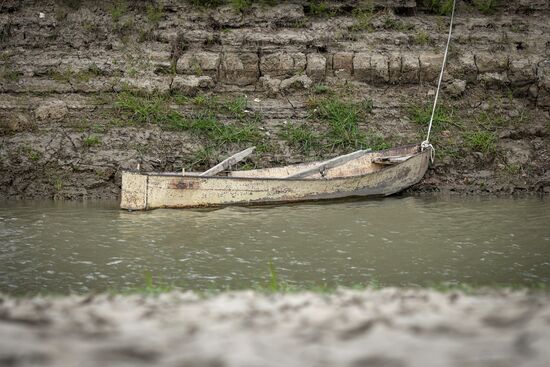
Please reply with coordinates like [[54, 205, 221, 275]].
[[0, 197, 549, 295]]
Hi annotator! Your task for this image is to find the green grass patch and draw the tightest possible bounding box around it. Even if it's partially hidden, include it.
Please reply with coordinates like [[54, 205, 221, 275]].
[[463, 131, 497, 153], [146, 4, 164, 24], [170, 112, 262, 145], [187, 0, 279, 9], [172, 93, 191, 105], [75, 64, 103, 82], [230, 0, 252, 12], [50, 68, 74, 83], [190, 60, 203, 76], [114, 91, 177, 125], [188, 0, 225, 8], [120, 272, 175, 295], [83, 135, 101, 147], [253, 260, 342, 294], [307, 97, 382, 151], [0, 59, 21, 82], [0, 67, 21, 82], [436, 143, 463, 159], [53, 177, 63, 192], [223, 95, 247, 117], [474, 110, 506, 129], [412, 31, 433, 46], [313, 84, 332, 95], [90, 121, 105, 132], [56, 0, 81, 10], [107, 0, 128, 22], [503, 163, 521, 175], [408, 102, 456, 132], [308, 1, 336, 17], [383, 17, 415, 32], [21, 146, 41, 161], [364, 131, 391, 151], [313, 98, 366, 149], [419, 0, 454, 15], [114, 18, 135, 38], [113, 91, 265, 146], [279, 123, 320, 154], [350, 7, 375, 32], [267, 260, 281, 291], [48, 66, 103, 83], [189, 146, 215, 169], [473, 0, 499, 14], [237, 162, 256, 170], [191, 93, 220, 109], [191, 94, 257, 121]]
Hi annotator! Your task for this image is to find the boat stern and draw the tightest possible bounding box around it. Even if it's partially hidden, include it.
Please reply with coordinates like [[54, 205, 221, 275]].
[[120, 171, 148, 210]]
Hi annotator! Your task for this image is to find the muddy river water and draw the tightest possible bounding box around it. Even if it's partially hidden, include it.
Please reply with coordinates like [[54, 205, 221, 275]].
[[1, 196, 549, 295]]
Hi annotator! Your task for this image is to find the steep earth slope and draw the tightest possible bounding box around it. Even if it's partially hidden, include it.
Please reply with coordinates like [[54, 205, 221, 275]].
[[1, 0, 549, 199]]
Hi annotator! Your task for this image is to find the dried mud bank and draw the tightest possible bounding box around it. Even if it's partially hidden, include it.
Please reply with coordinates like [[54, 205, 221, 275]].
[[1, 0, 549, 200], [1, 289, 550, 367]]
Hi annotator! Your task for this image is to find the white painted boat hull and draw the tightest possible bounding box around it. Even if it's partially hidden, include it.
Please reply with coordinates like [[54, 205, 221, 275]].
[[120, 145, 431, 210]]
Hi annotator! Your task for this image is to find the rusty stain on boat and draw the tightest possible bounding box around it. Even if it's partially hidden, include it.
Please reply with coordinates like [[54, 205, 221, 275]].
[[120, 145, 430, 210], [172, 181, 198, 190]]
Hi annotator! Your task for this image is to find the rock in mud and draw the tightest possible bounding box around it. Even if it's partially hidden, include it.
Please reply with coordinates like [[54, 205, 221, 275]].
[[117, 77, 171, 94], [353, 53, 372, 83], [476, 53, 509, 74], [1, 113, 31, 132], [177, 52, 221, 78], [280, 75, 313, 92], [171, 75, 214, 95], [446, 79, 467, 97], [332, 52, 354, 79], [306, 53, 326, 82], [501, 140, 533, 166], [34, 100, 68, 122], [260, 52, 306, 78], [259, 75, 282, 95], [220, 52, 259, 86], [419, 53, 443, 84], [370, 54, 390, 84]]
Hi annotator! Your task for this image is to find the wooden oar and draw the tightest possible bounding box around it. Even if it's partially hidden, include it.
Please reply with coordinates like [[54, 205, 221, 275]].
[[285, 149, 371, 179], [199, 147, 256, 177]]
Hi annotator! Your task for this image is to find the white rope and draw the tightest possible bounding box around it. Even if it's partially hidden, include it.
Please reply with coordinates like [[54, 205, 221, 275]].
[[421, 0, 457, 160]]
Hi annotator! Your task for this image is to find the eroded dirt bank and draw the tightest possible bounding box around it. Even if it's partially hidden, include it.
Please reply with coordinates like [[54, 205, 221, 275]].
[[1, 289, 550, 367], [1, 0, 549, 200]]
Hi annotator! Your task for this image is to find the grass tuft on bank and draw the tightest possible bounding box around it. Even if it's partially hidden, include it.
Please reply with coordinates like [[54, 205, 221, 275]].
[[111, 90, 266, 157], [463, 131, 497, 153], [418, 0, 454, 15], [275, 93, 389, 156], [408, 102, 457, 132]]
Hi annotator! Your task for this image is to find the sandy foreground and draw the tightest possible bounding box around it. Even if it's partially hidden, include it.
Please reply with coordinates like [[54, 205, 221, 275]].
[[1, 289, 550, 367]]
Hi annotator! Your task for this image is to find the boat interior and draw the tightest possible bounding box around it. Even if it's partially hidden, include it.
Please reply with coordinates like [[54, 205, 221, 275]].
[[149, 144, 422, 180], [229, 145, 420, 179]]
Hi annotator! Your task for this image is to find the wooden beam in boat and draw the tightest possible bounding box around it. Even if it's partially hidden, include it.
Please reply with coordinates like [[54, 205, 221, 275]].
[[372, 155, 414, 165], [285, 149, 371, 179], [199, 146, 256, 177]]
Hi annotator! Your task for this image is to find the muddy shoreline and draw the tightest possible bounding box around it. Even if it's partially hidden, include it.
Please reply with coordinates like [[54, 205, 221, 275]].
[[1, 289, 550, 367]]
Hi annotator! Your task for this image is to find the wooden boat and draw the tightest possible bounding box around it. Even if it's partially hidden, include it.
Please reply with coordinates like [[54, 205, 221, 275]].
[[120, 144, 431, 210], [120, 0, 459, 211]]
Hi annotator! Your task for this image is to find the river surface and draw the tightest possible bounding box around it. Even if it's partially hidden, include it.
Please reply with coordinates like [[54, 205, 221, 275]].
[[1, 197, 549, 295]]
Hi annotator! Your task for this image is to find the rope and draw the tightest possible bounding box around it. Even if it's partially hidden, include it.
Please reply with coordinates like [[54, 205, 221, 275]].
[[421, 0, 457, 161]]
